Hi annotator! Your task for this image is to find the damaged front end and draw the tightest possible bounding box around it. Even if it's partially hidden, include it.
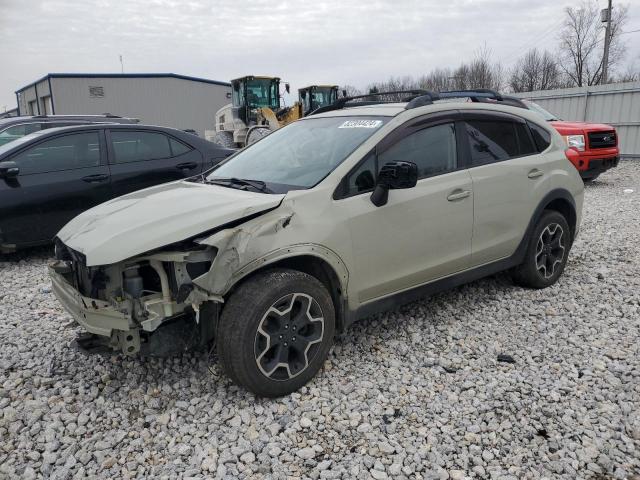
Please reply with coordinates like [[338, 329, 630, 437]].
[[50, 240, 221, 356]]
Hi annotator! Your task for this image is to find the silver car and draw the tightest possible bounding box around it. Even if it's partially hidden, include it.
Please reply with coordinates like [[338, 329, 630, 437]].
[[49, 91, 584, 396]]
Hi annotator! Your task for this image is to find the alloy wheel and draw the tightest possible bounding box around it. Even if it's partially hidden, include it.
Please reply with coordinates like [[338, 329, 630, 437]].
[[254, 293, 325, 381], [535, 223, 565, 279]]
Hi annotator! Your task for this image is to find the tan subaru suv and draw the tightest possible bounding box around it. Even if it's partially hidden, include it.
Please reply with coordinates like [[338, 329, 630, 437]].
[[49, 90, 584, 397]]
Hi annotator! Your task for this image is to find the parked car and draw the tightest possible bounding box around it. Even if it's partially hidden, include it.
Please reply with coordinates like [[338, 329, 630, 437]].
[[0, 114, 139, 147], [0, 124, 235, 252], [49, 90, 583, 396], [493, 97, 619, 181]]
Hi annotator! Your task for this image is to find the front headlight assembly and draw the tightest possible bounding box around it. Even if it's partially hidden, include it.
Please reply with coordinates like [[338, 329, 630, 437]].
[[564, 134, 585, 151]]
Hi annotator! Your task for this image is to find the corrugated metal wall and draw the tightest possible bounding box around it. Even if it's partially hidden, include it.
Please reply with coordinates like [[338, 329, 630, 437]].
[[17, 79, 50, 115], [512, 81, 640, 158], [49, 76, 231, 136]]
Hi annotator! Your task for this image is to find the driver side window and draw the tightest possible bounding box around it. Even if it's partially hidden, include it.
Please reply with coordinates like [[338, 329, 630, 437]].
[[379, 123, 457, 179], [341, 122, 458, 198]]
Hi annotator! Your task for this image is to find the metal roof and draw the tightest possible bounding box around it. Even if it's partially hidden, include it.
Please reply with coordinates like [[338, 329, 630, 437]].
[[16, 73, 231, 93]]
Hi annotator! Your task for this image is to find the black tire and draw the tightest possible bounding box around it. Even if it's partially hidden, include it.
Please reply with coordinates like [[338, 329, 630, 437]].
[[582, 174, 599, 183], [217, 269, 335, 397], [512, 210, 571, 289], [246, 127, 271, 146], [212, 131, 235, 148]]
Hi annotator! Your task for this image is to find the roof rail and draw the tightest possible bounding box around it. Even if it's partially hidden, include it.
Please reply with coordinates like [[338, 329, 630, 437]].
[[438, 89, 503, 101], [309, 88, 512, 115], [310, 90, 436, 115], [31, 113, 124, 119]]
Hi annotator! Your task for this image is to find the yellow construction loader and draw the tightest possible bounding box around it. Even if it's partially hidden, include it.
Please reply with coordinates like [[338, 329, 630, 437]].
[[212, 76, 340, 147]]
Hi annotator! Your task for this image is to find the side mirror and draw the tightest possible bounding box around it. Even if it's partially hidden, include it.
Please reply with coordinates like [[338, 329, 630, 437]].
[[342, 89, 347, 98], [0, 161, 19, 179], [285, 83, 290, 94], [370, 161, 418, 207]]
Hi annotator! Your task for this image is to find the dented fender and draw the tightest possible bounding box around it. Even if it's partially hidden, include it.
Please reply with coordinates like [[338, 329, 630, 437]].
[[192, 209, 349, 298]]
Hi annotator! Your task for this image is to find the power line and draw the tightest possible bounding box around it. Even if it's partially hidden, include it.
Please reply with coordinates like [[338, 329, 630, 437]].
[[501, 18, 566, 65]]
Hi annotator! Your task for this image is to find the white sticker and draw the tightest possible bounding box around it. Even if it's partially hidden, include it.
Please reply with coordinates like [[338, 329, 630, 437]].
[[338, 120, 383, 129]]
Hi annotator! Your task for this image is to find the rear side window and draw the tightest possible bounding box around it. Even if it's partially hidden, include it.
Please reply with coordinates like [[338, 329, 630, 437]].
[[111, 131, 171, 163], [527, 121, 552, 152], [514, 123, 537, 156], [379, 123, 457, 179], [465, 120, 518, 165], [169, 137, 192, 156], [10, 132, 100, 175]]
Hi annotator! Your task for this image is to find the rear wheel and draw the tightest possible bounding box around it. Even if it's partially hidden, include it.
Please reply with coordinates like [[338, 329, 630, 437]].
[[246, 127, 271, 146], [512, 210, 571, 289], [582, 174, 599, 183], [217, 269, 335, 397], [212, 131, 235, 148]]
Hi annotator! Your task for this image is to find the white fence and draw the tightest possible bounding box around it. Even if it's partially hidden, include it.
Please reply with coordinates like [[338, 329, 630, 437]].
[[512, 81, 640, 158]]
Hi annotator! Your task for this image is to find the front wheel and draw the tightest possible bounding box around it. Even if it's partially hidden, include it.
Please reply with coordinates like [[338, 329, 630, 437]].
[[217, 269, 335, 397], [246, 127, 271, 146], [512, 210, 571, 289], [212, 131, 235, 148]]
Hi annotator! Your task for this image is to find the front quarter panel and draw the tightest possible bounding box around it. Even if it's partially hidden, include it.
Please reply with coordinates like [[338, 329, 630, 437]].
[[194, 185, 354, 303]]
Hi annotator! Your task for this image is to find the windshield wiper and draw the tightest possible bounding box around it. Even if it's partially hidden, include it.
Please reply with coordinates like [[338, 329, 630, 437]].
[[206, 177, 273, 193]]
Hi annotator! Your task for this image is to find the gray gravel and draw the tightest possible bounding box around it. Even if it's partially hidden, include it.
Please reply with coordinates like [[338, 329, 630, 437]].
[[1, 161, 639, 479]]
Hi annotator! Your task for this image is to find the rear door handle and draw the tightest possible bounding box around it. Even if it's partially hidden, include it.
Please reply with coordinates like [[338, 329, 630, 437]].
[[82, 174, 109, 183], [447, 189, 471, 201], [528, 169, 544, 179], [176, 162, 198, 170]]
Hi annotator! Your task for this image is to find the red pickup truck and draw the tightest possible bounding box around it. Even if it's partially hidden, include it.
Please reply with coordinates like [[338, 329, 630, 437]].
[[509, 97, 619, 181]]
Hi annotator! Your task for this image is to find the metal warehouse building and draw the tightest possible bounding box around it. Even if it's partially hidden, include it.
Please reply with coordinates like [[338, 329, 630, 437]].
[[15, 73, 232, 136]]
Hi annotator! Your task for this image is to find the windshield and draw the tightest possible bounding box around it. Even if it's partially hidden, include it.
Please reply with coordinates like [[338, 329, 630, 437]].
[[312, 88, 337, 108], [207, 116, 387, 193], [246, 79, 279, 109], [523, 100, 560, 121]]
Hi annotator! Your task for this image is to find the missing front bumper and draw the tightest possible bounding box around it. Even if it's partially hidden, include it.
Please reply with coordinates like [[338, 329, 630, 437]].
[[49, 262, 132, 337]]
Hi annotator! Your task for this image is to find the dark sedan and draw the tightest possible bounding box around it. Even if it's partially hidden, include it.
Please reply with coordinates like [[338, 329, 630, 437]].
[[0, 124, 235, 252]]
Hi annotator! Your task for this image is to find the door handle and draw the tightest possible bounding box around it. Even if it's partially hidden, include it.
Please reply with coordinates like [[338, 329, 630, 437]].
[[447, 189, 471, 201], [82, 174, 109, 183], [528, 169, 544, 179], [176, 162, 197, 170]]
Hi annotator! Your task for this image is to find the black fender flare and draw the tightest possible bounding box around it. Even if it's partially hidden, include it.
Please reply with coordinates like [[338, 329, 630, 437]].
[[512, 188, 577, 264]]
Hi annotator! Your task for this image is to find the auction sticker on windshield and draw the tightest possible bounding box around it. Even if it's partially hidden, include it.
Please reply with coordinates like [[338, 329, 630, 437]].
[[338, 120, 383, 129]]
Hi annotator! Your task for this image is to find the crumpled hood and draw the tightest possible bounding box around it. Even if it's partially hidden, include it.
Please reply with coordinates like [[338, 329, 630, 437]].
[[58, 180, 285, 266]]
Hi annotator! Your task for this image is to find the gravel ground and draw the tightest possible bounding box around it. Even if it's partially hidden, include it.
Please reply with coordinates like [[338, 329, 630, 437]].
[[1, 161, 639, 480]]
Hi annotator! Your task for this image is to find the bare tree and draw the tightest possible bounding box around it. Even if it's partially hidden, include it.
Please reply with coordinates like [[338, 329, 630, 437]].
[[611, 64, 639, 83], [364, 76, 421, 101], [416, 68, 455, 92], [509, 49, 563, 92], [452, 47, 504, 91], [340, 85, 362, 98], [558, 1, 628, 86], [363, 48, 504, 99]]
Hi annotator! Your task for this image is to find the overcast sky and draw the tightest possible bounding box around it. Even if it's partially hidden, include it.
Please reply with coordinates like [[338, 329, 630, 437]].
[[1, 0, 638, 111]]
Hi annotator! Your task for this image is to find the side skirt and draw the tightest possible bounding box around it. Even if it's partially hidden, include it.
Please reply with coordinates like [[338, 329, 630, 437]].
[[345, 252, 524, 328]]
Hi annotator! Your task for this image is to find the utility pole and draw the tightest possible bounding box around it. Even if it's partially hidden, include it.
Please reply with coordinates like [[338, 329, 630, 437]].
[[601, 0, 613, 84], [119, 54, 124, 74]]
